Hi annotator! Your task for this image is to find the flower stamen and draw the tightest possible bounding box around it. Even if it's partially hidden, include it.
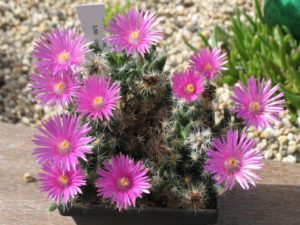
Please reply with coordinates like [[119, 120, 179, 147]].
[[93, 96, 104, 109], [224, 158, 240, 173], [185, 84, 196, 94], [58, 175, 69, 186], [131, 31, 139, 39], [58, 140, 71, 154], [249, 101, 261, 113], [204, 63, 212, 71], [129, 31, 140, 44], [117, 176, 131, 191], [58, 51, 70, 64], [54, 82, 65, 95]]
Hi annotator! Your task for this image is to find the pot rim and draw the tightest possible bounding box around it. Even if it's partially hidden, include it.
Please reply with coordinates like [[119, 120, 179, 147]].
[[59, 203, 218, 217]]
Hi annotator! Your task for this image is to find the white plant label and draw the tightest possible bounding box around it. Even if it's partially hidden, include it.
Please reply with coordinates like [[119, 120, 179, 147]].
[[76, 4, 105, 47]]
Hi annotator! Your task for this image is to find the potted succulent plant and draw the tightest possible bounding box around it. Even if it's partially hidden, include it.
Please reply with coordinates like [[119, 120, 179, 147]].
[[30, 7, 285, 225]]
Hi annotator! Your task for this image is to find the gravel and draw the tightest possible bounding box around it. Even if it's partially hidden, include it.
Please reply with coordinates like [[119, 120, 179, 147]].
[[3, 0, 298, 163]]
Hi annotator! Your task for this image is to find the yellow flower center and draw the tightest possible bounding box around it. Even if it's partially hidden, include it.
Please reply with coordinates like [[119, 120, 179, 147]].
[[93, 96, 104, 108], [204, 63, 212, 71], [58, 51, 70, 64], [249, 101, 261, 113], [129, 31, 140, 44], [117, 176, 131, 191], [224, 158, 240, 173], [58, 175, 69, 186], [58, 140, 71, 154], [186, 83, 196, 94], [131, 31, 139, 39], [54, 82, 65, 95]]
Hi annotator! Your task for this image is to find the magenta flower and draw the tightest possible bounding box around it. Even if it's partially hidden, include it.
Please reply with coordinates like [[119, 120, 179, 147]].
[[33, 114, 93, 171], [33, 28, 90, 73], [190, 48, 227, 80], [31, 71, 79, 107], [171, 70, 205, 103], [96, 154, 151, 211], [39, 165, 86, 204], [232, 77, 285, 129], [76, 75, 121, 121], [205, 129, 263, 190], [106, 8, 163, 56]]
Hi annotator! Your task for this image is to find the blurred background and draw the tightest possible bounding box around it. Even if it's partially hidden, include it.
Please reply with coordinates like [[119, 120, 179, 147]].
[[4, 0, 300, 164]]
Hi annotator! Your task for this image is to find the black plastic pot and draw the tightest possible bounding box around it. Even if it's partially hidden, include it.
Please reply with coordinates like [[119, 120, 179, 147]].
[[59, 204, 218, 225]]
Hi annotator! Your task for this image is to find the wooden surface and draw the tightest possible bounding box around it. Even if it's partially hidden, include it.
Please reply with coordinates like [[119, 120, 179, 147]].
[[0, 122, 300, 225]]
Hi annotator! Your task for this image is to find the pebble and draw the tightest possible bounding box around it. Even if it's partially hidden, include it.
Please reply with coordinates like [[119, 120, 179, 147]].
[[257, 139, 267, 150], [287, 141, 297, 154], [270, 143, 279, 151], [282, 117, 291, 127], [261, 127, 277, 138], [278, 136, 288, 146], [283, 155, 297, 163], [275, 152, 283, 161], [23, 172, 36, 183], [264, 149, 274, 159], [287, 133, 295, 141]]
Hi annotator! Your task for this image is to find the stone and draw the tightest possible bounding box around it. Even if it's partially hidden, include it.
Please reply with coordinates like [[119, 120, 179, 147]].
[[264, 149, 274, 159], [176, 5, 185, 15], [261, 127, 277, 138], [287, 141, 297, 154], [257, 139, 267, 150], [283, 155, 297, 163], [275, 152, 283, 161], [287, 133, 295, 141], [278, 136, 288, 146], [296, 136, 300, 144], [270, 143, 279, 151], [21, 117, 30, 125], [23, 172, 36, 183], [282, 117, 292, 128], [165, 27, 173, 37]]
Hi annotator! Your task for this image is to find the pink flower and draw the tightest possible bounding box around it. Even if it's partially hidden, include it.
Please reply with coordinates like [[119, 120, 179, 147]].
[[31, 70, 79, 107], [232, 77, 285, 129], [33, 114, 93, 171], [190, 48, 227, 80], [33, 28, 90, 74], [96, 154, 151, 211], [205, 129, 263, 190], [76, 75, 121, 121], [39, 165, 86, 204], [106, 8, 163, 56], [171, 70, 205, 103]]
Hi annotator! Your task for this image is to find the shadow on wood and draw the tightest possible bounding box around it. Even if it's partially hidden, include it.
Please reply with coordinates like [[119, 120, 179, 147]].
[[217, 184, 300, 225]]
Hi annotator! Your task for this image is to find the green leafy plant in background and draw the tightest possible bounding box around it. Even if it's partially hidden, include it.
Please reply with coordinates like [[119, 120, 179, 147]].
[[186, 0, 300, 115], [104, 1, 131, 27]]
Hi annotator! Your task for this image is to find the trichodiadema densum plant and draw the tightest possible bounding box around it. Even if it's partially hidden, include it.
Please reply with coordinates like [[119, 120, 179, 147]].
[[31, 8, 285, 212]]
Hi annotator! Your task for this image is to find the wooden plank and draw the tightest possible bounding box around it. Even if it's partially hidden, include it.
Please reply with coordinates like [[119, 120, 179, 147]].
[[0, 122, 74, 225], [0, 122, 300, 225], [217, 160, 300, 225]]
